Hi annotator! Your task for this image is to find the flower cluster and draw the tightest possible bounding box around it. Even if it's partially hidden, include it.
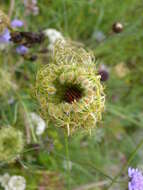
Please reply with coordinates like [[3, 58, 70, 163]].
[[0, 127, 24, 162], [0, 12, 44, 56], [35, 40, 105, 134], [0, 173, 26, 190], [0, 17, 29, 55], [0, 19, 24, 43], [128, 167, 143, 190]]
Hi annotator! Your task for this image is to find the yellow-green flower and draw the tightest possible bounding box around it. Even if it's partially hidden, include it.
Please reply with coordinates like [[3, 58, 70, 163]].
[[35, 40, 105, 134], [0, 127, 24, 162], [0, 10, 10, 34]]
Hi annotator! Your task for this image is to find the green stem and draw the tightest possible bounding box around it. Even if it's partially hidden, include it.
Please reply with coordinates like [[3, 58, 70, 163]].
[[107, 138, 143, 189], [65, 134, 71, 190], [21, 101, 38, 143], [13, 89, 38, 143]]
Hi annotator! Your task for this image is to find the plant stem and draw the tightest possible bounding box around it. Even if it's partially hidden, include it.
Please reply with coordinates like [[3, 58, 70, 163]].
[[65, 134, 71, 190], [9, 0, 15, 19], [107, 138, 143, 189]]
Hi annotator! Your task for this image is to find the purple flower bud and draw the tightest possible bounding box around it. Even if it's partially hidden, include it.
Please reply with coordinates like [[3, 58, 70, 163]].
[[0, 29, 11, 43], [16, 45, 28, 55], [11, 19, 24, 28], [128, 167, 143, 190], [98, 64, 109, 82]]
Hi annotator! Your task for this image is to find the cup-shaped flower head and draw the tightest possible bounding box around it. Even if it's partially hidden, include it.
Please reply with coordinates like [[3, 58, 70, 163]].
[[0, 10, 10, 34], [35, 40, 105, 134], [0, 127, 24, 162]]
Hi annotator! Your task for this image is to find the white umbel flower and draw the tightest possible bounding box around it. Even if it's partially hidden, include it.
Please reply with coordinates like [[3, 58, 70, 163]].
[[0, 174, 26, 190], [7, 176, 26, 190], [29, 112, 46, 135], [44, 28, 65, 50], [0, 173, 10, 189]]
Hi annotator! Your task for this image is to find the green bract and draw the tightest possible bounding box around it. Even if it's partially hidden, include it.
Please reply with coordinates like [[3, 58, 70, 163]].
[[0, 127, 24, 162], [35, 40, 105, 134]]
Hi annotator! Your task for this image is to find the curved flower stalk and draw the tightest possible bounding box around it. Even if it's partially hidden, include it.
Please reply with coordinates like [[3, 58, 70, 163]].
[[35, 40, 105, 135], [0, 127, 24, 162], [0, 10, 10, 34]]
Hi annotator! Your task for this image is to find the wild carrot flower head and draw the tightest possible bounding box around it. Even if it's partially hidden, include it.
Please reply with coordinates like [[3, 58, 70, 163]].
[[35, 40, 105, 135], [0, 174, 26, 190], [8, 175, 26, 190], [128, 167, 143, 190], [0, 127, 24, 162], [0, 173, 10, 188]]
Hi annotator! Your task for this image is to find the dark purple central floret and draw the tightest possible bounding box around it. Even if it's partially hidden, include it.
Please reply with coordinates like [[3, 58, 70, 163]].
[[64, 86, 82, 104]]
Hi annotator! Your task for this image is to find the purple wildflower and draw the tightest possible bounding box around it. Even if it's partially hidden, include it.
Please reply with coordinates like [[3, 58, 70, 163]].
[[16, 45, 28, 55], [0, 19, 23, 44], [0, 29, 11, 43], [11, 19, 24, 28], [128, 167, 143, 190]]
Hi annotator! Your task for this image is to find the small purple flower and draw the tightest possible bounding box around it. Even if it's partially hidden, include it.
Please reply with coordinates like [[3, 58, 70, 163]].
[[0, 29, 11, 43], [11, 19, 24, 28], [128, 167, 143, 190], [16, 45, 28, 55], [0, 19, 23, 45], [98, 64, 109, 82]]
